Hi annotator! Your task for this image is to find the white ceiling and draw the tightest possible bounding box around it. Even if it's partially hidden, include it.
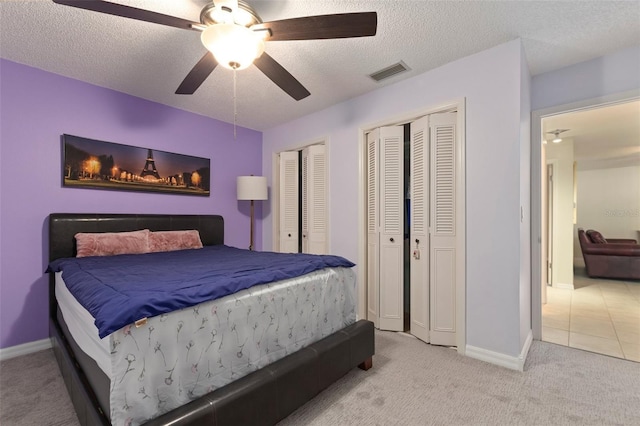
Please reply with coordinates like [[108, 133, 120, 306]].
[[544, 100, 640, 170], [1, 0, 639, 131]]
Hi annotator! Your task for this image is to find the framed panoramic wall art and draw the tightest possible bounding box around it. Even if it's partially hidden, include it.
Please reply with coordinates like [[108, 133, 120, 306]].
[[61, 134, 210, 196]]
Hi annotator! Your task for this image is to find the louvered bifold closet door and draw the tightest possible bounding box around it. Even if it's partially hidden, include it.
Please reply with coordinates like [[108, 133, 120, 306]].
[[302, 145, 327, 254], [279, 150, 299, 253], [378, 126, 404, 332], [429, 112, 457, 346], [366, 130, 380, 326], [410, 116, 430, 343]]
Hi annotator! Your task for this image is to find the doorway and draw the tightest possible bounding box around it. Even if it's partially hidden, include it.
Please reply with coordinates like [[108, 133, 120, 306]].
[[532, 95, 640, 362], [275, 142, 328, 254]]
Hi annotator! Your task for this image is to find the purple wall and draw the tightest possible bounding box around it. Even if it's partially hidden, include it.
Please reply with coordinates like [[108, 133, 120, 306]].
[[0, 59, 264, 349]]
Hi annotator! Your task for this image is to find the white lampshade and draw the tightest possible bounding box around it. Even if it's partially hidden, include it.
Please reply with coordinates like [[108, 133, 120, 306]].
[[201, 24, 265, 70], [237, 176, 268, 200]]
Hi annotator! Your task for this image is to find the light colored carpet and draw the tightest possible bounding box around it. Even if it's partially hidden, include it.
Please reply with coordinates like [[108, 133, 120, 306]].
[[281, 331, 640, 425], [0, 348, 78, 426], [1, 330, 639, 425]]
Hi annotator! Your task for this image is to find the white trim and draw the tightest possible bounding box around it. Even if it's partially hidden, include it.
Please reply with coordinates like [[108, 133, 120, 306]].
[[455, 100, 467, 355], [530, 89, 640, 341], [554, 282, 574, 290], [272, 151, 281, 251], [357, 97, 466, 355], [0, 338, 52, 361], [357, 133, 366, 320], [466, 330, 533, 372], [360, 103, 459, 132]]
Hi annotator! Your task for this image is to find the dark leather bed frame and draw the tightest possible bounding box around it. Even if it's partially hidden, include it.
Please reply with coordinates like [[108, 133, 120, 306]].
[[48, 213, 374, 425]]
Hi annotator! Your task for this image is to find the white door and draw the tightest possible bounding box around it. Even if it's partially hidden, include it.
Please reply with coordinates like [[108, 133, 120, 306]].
[[410, 116, 430, 342], [301, 145, 327, 254], [279, 151, 299, 253], [429, 112, 457, 346], [378, 126, 405, 331]]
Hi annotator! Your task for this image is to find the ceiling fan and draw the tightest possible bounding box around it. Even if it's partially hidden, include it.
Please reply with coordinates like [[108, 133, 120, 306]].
[[546, 129, 570, 143], [52, 0, 378, 101]]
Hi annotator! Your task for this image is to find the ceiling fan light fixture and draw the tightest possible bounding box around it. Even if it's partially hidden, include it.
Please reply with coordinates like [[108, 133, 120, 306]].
[[208, 6, 234, 24], [546, 129, 569, 144], [234, 9, 259, 27], [201, 24, 265, 70]]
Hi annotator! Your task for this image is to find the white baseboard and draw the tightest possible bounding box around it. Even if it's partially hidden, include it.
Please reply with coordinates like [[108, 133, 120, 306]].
[[554, 282, 574, 290], [0, 338, 52, 361], [466, 330, 533, 372]]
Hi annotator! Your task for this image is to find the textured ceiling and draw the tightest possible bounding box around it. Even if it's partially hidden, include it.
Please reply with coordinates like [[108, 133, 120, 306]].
[[1, 0, 639, 131]]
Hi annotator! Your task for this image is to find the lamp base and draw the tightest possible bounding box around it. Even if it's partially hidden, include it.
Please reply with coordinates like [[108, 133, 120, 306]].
[[249, 199, 255, 251]]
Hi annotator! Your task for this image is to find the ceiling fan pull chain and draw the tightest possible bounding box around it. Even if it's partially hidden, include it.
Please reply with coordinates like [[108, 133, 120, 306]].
[[233, 67, 237, 140]]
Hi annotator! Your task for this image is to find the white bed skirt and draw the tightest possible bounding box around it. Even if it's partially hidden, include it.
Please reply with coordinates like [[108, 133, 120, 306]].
[[57, 267, 357, 425]]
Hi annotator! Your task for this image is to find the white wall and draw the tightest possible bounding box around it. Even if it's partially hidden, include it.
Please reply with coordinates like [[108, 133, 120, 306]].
[[546, 140, 575, 287], [263, 40, 529, 358], [576, 165, 640, 249], [532, 45, 640, 111]]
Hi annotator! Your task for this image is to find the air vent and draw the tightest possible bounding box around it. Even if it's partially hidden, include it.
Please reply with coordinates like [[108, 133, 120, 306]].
[[369, 61, 410, 82]]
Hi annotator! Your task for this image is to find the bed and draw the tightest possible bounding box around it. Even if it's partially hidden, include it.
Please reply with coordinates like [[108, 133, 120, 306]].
[[48, 213, 374, 425]]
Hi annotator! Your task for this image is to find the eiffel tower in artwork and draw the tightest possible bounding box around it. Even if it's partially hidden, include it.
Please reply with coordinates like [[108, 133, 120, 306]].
[[140, 149, 161, 179]]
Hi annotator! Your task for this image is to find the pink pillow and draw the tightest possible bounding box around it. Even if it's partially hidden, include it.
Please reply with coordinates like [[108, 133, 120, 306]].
[[75, 229, 150, 257], [149, 230, 203, 253]]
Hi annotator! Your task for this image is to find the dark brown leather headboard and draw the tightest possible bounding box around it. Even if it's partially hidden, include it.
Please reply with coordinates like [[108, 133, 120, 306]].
[[48, 213, 224, 262], [48, 213, 224, 317]]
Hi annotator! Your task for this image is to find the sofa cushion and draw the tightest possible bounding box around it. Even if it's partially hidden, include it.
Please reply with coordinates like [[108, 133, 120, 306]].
[[586, 230, 607, 244]]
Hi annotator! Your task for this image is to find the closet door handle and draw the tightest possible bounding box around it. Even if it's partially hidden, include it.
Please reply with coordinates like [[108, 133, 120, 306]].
[[390, 237, 394, 242], [288, 233, 291, 237], [415, 239, 420, 244]]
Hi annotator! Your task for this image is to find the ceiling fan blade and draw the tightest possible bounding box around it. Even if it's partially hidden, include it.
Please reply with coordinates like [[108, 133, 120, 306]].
[[252, 12, 377, 41], [253, 53, 310, 101], [176, 53, 218, 95], [52, 0, 201, 31]]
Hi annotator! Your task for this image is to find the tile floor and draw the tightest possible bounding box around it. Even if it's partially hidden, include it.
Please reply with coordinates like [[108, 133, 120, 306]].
[[542, 267, 640, 362]]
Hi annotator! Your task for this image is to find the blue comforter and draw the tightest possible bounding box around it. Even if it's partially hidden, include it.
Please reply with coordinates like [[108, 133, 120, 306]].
[[47, 245, 355, 338]]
